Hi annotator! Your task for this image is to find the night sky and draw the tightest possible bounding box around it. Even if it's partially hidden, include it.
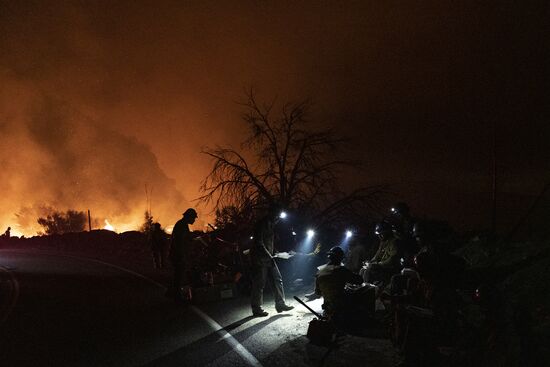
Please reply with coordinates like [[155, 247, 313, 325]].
[[1, 1, 548, 235]]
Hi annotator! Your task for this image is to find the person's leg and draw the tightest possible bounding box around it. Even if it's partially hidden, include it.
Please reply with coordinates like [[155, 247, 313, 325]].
[[361, 265, 373, 283], [172, 262, 183, 300], [152, 250, 161, 269], [157, 249, 164, 269], [390, 274, 408, 295], [359, 266, 368, 282], [251, 265, 268, 312], [270, 262, 286, 307], [271, 263, 294, 312]]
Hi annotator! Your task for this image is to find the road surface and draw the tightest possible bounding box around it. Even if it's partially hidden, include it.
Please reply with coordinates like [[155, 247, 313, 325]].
[[0, 249, 396, 367]]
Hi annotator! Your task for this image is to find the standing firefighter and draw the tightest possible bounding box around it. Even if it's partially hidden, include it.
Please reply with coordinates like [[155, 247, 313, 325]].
[[149, 222, 167, 269], [250, 207, 294, 317], [169, 208, 198, 303]]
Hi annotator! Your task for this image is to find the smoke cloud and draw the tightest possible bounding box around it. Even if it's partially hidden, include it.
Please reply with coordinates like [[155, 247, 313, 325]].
[[0, 76, 185, 235], [1, 1, 548, 233]]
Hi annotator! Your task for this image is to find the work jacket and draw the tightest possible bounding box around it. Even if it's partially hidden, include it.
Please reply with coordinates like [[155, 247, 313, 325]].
[[315, 264, 363, 313]]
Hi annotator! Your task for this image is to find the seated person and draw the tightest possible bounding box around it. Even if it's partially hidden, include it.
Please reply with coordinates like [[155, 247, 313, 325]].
[[388, 228, 465, 366], [412, 221, 466, 290], [361, 221, 403, 285], [307, 246, 363, 319]]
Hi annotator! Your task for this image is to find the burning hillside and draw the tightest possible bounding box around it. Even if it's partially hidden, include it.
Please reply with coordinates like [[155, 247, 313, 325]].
[[0, 80, 188, 236]]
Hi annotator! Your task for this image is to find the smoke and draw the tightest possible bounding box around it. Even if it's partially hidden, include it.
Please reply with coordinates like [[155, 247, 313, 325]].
[[0, 76, 185, 236], [1, 1, 548, 234]]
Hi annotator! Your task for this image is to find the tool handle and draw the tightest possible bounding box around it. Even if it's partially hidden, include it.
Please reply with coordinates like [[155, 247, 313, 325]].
[[293, 295, 323, 319]]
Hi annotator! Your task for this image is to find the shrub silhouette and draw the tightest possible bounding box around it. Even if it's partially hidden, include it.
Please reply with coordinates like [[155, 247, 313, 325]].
[[37, 210, 87, 235]]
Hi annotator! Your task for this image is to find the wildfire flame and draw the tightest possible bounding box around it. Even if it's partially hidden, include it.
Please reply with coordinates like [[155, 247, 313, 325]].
[[8, 228, 24, 238], [103, 219, 115, 231]]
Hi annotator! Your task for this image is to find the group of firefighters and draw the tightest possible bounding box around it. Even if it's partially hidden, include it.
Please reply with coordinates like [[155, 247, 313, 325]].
[[154, 202, 472, 366], [305, 203, 468, 366], [158, 206, 295, 315]]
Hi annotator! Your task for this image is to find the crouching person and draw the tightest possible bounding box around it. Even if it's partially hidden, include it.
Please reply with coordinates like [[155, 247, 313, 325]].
[[307, 246, 370, 332]]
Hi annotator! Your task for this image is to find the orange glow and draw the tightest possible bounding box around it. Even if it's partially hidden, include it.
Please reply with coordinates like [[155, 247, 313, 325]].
[[101, 219, 142, 233], [103, 220, 115, 231], [8, 228, 24, 238]]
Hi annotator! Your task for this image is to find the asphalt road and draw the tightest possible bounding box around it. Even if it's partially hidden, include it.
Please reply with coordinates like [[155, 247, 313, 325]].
[[0, 249, 397, 367], [0, 249, 319, 367]]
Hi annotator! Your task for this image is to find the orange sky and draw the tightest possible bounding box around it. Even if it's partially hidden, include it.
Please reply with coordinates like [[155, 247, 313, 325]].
[[1, 1, 548, 236]]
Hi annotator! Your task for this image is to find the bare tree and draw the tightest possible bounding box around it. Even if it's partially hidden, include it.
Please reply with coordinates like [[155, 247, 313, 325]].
[[199, 90, 387, 225]]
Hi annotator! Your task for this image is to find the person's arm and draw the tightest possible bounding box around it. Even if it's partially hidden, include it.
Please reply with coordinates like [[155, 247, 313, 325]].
[[315, 275, 322, 296], [305, 274, 322, 301], [180, 225, 192, 245], [344, 268, 363, 284], [370, 244, 382, 263]]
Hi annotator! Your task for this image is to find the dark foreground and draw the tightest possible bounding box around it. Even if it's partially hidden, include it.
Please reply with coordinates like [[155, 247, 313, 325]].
[[0, 249, 397, 367], [1, 229, 549, 367]]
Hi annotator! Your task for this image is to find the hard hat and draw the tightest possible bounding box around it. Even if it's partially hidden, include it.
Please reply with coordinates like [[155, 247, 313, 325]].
[[391, 202, 410, 216], [327, 246, 345, 262], [374, 222, 392, 235], [183, 208, 198, 218]]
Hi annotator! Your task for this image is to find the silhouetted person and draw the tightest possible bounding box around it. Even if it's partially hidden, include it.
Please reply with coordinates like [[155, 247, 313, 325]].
[[345, 238, 369, 273], [149, 222, 166, 269], [390, 202, 415, 240], [169, 208, 198, 303], [412, 221, 465, 290], [386, 221, 436, 298], [250, 206, 293, 316], [390, 202, 419, 266], [392, 222, 465, 367]]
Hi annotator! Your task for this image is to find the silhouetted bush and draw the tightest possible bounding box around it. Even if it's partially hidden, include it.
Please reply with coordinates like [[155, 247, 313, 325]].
[[37, 210, 87, 235]]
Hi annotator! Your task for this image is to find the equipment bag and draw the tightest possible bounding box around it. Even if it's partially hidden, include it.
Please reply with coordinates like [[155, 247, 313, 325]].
[[345, 282, 376, 315], [294, 295, 337, 347], [306, 318, 336, 347]]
